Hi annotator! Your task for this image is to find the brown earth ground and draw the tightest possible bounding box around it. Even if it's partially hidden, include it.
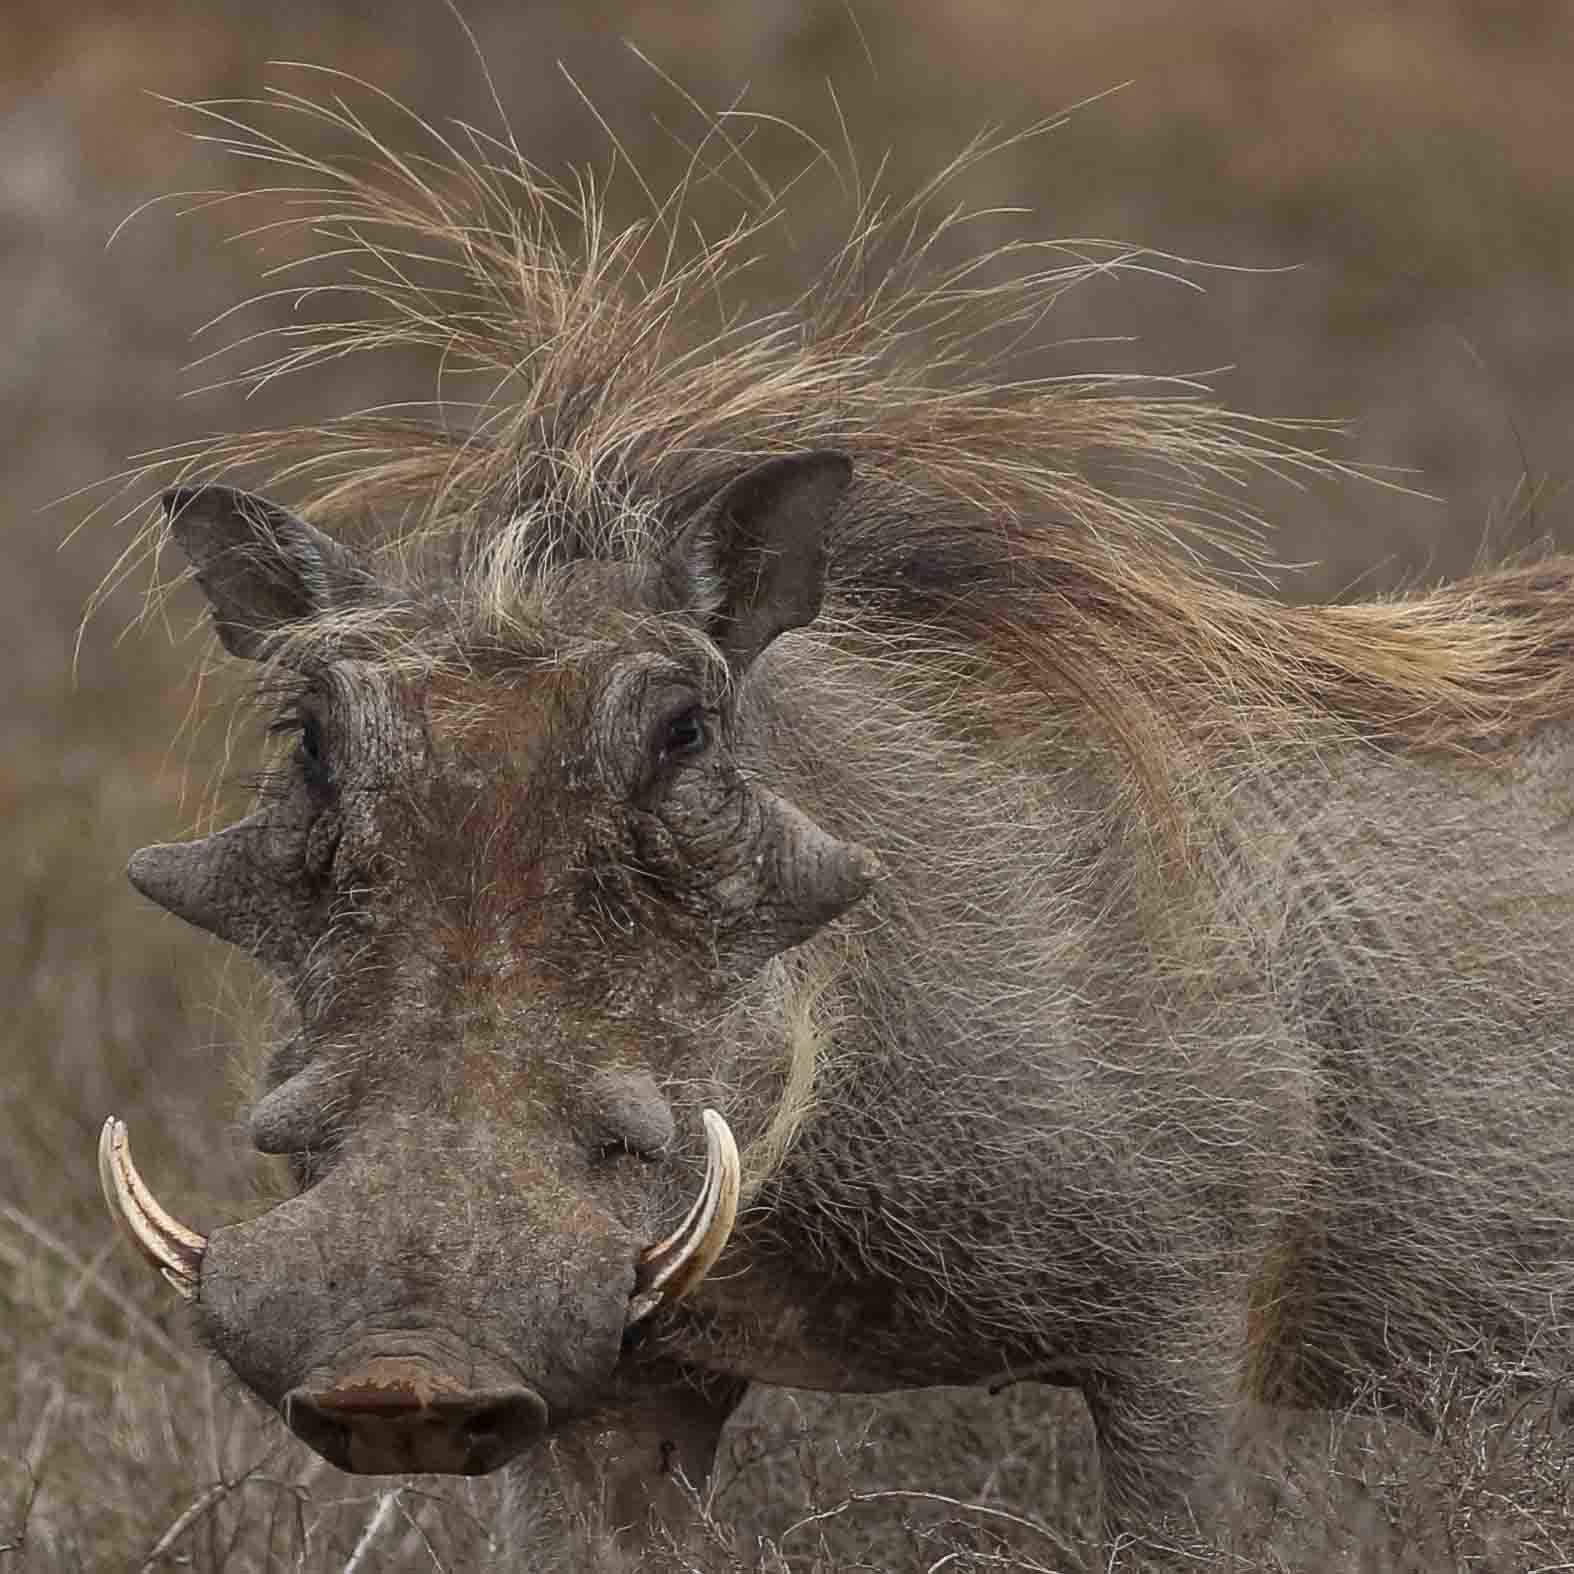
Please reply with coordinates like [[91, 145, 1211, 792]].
[[3, 2, 1573, 1568]]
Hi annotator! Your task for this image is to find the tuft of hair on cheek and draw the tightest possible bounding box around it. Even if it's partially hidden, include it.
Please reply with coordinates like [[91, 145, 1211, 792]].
[[704, 938, 860, 1204], [203, 973, 303, 1208]]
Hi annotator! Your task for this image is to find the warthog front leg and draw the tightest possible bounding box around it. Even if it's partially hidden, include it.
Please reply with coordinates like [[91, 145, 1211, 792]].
[[501, 1364, 748, 1566], [1083, 1361, 1236, 1567]]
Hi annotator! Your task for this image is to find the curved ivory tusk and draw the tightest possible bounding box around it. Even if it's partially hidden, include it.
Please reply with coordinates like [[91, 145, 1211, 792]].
[[628, 1108, 740, 1324], [98, 1117, 206, 1302]]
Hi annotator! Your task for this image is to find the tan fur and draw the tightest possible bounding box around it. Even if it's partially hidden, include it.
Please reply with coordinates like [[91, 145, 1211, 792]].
[[102, 80, 1574, 1557], [108, 83, 1574, 824]]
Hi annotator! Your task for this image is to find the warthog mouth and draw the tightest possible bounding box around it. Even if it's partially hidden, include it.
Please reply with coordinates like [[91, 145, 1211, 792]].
[[98, 1107, 739, 1326]]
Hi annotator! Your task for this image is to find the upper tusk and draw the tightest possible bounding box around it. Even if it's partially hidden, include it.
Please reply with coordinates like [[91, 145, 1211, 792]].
[[629, 1108, 739, 1323], [98, 1117, 206, 1301]]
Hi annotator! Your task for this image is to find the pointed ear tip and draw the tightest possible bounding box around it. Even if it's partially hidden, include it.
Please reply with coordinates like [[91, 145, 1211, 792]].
[[160, 489, 219, 558], [161, 484, 240, 532], [801, 450, 853, 509], [161, 482, 255, 520]]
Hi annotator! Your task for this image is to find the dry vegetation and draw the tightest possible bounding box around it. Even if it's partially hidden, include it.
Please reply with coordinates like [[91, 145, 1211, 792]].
[[4, 2, 1574, 1569]]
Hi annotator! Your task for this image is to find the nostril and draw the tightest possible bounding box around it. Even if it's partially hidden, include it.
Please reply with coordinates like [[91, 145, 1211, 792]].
[[282, 1391, 352, 1472], [459, 1391, 548, 1471], [282, 1378, 547, 1475]]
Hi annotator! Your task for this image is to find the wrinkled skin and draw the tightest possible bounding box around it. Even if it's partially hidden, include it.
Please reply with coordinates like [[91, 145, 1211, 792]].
[[118, 452, 1574, 1563], [130, 455, 875, 1508]]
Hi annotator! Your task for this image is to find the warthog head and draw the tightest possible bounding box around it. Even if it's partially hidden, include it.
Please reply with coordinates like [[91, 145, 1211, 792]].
[[102, 450, 878, 1474]]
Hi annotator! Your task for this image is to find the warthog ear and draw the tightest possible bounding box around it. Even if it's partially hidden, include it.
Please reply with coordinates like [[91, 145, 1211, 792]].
[[664, 451, 852, 672], [162, 486, 378, 660]]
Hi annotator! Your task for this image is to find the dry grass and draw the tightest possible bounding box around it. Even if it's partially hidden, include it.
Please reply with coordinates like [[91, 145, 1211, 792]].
[[5, 2, 1574, 1569], [4, 1349, 1568, 1569]]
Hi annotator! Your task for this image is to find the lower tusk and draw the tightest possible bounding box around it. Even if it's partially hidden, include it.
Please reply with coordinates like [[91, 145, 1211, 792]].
[[629, 1109, 739, 1323], [98, 1117, 206, 1301]]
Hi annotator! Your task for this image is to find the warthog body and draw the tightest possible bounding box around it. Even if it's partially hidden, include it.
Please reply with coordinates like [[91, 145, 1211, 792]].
[[105, 90, 1574, 1558]]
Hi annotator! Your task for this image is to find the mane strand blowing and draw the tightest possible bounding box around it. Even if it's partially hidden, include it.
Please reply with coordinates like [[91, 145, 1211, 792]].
[[124, 74, 1574, 827], [94, 72, 1574, 1561]]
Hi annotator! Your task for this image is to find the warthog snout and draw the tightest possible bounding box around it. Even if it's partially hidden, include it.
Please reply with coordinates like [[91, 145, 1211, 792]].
[[100, 1113, 743, 1475], [283, 1360, 548, 1475]]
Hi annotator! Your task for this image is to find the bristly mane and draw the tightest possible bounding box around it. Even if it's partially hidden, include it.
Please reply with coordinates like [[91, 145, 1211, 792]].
[[109, 70, 1574, 812]]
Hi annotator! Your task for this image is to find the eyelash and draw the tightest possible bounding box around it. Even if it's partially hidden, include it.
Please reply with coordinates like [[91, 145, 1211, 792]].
[[268, 709, 331, 789]]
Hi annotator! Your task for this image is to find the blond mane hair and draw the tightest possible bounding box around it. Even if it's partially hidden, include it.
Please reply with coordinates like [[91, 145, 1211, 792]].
[[107, 71, 1574, 832]]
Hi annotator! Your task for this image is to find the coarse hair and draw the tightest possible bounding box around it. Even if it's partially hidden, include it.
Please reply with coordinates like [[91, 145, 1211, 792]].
[[102, 69, 1574, 866], [94, 72, 1574, 1472]]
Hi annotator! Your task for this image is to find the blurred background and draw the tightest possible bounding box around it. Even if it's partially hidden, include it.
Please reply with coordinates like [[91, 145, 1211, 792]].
[[4, 2, 1573, 1568]]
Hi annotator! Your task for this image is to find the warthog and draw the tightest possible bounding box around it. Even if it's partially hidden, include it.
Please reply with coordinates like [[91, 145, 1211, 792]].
[[100, 89, 1574, 1560]]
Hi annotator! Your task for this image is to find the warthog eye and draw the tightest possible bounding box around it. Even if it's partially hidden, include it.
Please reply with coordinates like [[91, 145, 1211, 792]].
[[269, 705, 333, 794], [656, 701, 707, 765]]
